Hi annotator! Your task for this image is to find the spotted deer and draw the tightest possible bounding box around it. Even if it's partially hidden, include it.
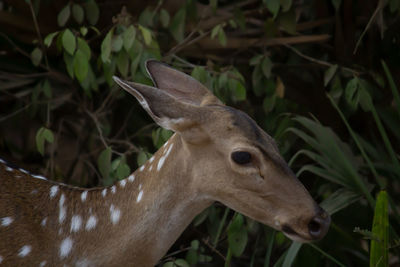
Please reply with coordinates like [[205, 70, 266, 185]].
[[0, 60, 330, 266]]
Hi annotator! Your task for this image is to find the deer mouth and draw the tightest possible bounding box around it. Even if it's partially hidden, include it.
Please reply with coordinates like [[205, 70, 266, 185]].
[[281, 225, 313, 242]]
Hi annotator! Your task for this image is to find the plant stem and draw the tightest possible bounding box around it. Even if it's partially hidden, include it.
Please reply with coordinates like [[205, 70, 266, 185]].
[[213, 207, 230, 247], [308, 243, 347, 267]]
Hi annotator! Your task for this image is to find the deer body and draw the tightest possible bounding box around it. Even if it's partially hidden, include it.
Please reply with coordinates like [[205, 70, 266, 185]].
[[0, 61, 330, 266]]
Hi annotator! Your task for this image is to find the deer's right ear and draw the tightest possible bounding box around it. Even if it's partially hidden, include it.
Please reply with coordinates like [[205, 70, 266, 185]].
[[145, 60, 222, 107], [113, 76, 209, 143]]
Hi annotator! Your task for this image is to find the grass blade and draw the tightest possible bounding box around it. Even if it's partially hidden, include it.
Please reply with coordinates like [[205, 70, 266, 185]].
[[370, 191, 389, 267], [282, 242, 302, 267], [381, 60, 400, 119]]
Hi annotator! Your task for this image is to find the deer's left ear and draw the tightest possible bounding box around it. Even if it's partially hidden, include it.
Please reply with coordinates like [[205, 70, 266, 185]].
[[113, 76, 209, 144]]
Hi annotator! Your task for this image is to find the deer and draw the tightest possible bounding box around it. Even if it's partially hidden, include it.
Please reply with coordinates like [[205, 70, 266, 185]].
[[0, 60, 330, 266]]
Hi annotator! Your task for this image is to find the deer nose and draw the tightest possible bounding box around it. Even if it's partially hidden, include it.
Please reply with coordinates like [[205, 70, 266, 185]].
[[308, 207, 331, 239]]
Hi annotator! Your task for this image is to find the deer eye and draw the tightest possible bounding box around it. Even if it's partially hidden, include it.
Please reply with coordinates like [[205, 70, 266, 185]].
[[231, 151, 252, 165]]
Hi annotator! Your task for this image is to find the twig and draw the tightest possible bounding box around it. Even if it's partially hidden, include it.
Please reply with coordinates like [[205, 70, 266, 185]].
[[0, 103, 32, 122], [86, 110, 108, 148], [202, 237, 226, 261], [284, 44, 363, 75], [27, 0, 49, 68], [353, 0, 386, 54]]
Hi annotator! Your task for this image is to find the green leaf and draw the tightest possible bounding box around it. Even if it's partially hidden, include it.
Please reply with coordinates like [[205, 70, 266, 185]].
[[217, 27, 227, 46], [84, 0, 100, 25], [174, 259, 190, 267], [249, 54, 263, 65], [101, 29, 113, 63], [30, 47, 42, 66], [139, 25, 152, 46], [324, 64, 338, 86], [280, 0, 292, 12], [36, 127, 54, 156], [72, 4, 84, 24], [278, 9, 296, 34], [160, 9, 170, 28], [80, 27, 88, 36], [42, 79, 52, 99], [345, 77, 359, 109], [73, 49, 89, 82], [117, 50, 129, 78], [112, 35, 123, 52], [123, 25, 136, 52], [137, 151, 149, 166], [370, 191, 389, 267], [63, 52, 74, 78], [98, 147, 112, 184], [211, 24, 220, 39], [44, 31, 59, 47], [229, 79, 246, 101], [261, 56, 273, 78], [62, 29, 76, 55], [358, 86, 373, 112], [228, 214, 244, 233], [116, 163, 130, 180], [228, 226, 248, 257], [169, 8, 186, 42], [77, 38, 91, 60], [264, 0, 280, 19], [57, 4, 70, 27]]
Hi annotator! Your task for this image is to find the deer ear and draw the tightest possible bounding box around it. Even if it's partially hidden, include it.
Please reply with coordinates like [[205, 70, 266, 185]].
[[113, 76, 209, 144], [145, 60, 222, 106]]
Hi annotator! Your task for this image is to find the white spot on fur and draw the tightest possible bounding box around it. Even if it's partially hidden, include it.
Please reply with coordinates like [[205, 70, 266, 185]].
[[111, 186, 116, 194], [0, 158, 5, 164], [128, 174, 135, 182], [32, 174, 46, 180], [59, 237, 73, 258], [1, 217, 13, 226], [5, 166, 13, 172], [157, 143, 174, 171], [50, 185, 59, 198], [149, 165, 153, 171], [119, 180, 126, 188], [102, 188, 107, 197], [85, 215, 97, 231], [149, 156, 155, 163], [70, 215, 82, 233], [59, 194, 66, 223], [136, 190, 143, 203], [138, 184, 142, 190], [18, 245, 31, 257], [41, 217, 47, 227], [0, 255, 3, 263], [19, 168, 28, 174], [109, 205, 121, 225], [139, 165, 145, 172], [39, 261, 47, 267], [81, 191, 88, 202]]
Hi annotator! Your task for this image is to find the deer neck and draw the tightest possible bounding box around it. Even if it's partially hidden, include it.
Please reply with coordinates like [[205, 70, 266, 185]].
[[0, 134, 212, 266], [99, 134, 212, 266]]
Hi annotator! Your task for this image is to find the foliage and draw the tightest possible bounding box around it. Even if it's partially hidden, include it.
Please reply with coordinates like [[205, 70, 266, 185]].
[[1, 0, 399, 266]]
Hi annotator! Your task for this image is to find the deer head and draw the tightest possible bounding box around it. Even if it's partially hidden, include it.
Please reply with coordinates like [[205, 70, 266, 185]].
[[114, 60, 330, 243]]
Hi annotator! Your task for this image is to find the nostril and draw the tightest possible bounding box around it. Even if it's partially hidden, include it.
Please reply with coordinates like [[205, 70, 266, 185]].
[[308, 208, 331, 239], [308, 218, 322, 237]]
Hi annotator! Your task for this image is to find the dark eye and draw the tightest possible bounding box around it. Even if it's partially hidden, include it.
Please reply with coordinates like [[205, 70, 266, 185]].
[[231, 151, 252, 165]]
